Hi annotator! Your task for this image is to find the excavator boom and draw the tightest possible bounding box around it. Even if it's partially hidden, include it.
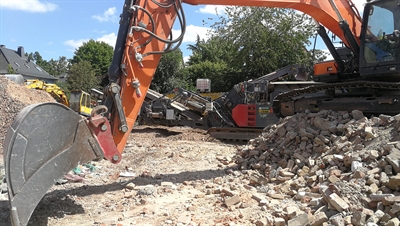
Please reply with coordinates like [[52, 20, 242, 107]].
[[5, 0, 395, 225], [108, 0, 363, 155]]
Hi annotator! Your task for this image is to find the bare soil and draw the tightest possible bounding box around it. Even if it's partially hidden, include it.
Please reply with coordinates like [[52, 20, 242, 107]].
[[1, 125, 249, 226], [2, 75, 400, 226], [0, 76, 253, 226]]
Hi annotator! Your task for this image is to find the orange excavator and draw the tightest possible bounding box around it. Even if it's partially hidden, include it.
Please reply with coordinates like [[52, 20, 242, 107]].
[[4, 0, 400, 225]]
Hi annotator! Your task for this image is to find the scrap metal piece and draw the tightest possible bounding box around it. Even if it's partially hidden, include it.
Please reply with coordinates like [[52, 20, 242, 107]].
[[207, 127, 263, 141], [4, 102, 104, 226]]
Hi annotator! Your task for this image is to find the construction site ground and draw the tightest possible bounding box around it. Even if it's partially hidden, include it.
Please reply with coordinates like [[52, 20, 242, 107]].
[[1, 125, 245, 226], [1, 75, 400, 226], [0, 76, 251, 225]]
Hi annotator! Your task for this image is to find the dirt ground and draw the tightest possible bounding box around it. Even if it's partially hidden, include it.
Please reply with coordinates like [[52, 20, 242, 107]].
[[2, 76, 400, 225], [0, 76, 258, 226], [1, 125, 253, 226]]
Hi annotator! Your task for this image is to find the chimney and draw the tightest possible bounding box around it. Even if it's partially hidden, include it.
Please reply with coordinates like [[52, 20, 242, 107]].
[[17, 46, 24, 58]]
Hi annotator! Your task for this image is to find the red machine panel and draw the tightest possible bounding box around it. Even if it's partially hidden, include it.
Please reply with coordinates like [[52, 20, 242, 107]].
[[232, 104, 256, 127]]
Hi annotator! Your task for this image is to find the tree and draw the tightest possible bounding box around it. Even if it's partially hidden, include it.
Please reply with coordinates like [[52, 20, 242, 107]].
[[25, 51, 69, 77], [180, 60, 232, 92], [311, 49, 328, 63], [186, 35, 236, 66], [67, 61, 98, 93], [184, 35, 239, 91], [56, 81, 70, 98], [26, 51, 52, 73], [209, 7, 316, 81], [7, 64, 16, 73], [26, 51, 45, 65], [183, 8, 317, 91], [71, 39, 113, 81], [151, 49, 188, 93], [46, 56, 69, 77], [25, 51, 62, 76]]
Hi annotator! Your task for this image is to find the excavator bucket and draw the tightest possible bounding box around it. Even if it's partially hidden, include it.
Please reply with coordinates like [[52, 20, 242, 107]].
[[3, 102, 104, 226]]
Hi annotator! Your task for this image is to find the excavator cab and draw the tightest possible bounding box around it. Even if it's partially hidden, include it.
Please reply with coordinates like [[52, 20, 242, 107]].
[[359, 0, 400, 78], [69, 90, 93, 116]]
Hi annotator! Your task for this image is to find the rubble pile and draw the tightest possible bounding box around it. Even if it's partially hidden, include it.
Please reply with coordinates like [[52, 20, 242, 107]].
[[0, 75, 55, 152], [236, 109, 400, 225]]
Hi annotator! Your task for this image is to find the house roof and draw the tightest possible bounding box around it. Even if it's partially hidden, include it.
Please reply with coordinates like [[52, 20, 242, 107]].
[[0, 45, 57, 81]]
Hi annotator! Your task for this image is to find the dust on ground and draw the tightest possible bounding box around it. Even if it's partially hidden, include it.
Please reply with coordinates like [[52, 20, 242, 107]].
[[1, 124, 244, 226], [0, 76, 249, 225], [1, 76, 400, 226]]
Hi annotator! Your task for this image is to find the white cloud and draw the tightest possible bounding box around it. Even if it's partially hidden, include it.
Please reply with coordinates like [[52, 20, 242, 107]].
[[197, 5, 226, 15], [63, 33, 117, 52], [63, 39, 89, 52], [183, 56, 190, 63], [92, 7, 118, 22], [171, 25, 212, 63], [172, 25, 211, 43], [97, 33, 117, 48], [0, 0, 57, 12]]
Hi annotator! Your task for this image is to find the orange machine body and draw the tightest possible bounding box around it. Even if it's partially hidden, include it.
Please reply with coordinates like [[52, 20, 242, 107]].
[[112, 0, 362, 154]]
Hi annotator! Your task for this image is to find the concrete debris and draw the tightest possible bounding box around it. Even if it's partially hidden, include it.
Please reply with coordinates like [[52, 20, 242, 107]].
[[224, 195, 241, 207], [235, 109, 400, 225], [287, 213, 309, 226]]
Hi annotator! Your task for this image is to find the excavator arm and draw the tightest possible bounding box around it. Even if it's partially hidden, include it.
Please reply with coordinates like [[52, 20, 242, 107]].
[[109, 0, 363, 155], [106, 0, 183, 154], [4, 0, 364, 225]]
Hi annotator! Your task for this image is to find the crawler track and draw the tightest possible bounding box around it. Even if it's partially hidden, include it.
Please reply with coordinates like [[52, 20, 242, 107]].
[[273, 81, 400, 117]]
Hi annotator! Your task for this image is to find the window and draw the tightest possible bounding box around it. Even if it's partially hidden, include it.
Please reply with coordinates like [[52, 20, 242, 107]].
[[24, 64, 30, 69], [83, 94, 90, 107], [369, 4, 396, 36], [35, 66, 42, 72], [363, 2, 399, 63], [14, 62, 20, 67]]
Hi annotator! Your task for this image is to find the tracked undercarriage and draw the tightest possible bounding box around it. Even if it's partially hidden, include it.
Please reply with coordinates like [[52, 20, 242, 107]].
[[273, 81, 400, 117]]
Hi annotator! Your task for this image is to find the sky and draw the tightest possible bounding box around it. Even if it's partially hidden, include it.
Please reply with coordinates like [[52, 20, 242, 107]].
[[0, 0, 366, 63]]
